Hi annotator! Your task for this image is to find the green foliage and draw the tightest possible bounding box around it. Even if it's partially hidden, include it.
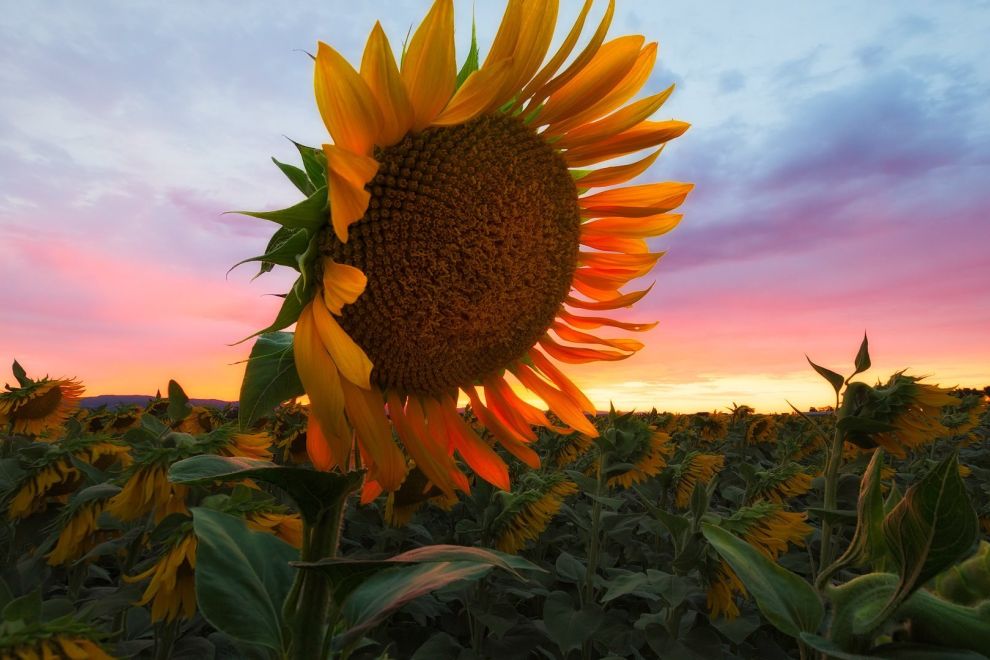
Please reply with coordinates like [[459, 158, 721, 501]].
[[237, 332, 305, 431]]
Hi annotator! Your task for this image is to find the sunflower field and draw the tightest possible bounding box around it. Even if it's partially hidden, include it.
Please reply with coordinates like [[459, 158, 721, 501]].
[[4, 0, 990, 658]]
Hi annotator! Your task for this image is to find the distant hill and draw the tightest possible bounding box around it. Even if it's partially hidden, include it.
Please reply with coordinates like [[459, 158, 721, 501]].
[[80, 395, 234, 410]]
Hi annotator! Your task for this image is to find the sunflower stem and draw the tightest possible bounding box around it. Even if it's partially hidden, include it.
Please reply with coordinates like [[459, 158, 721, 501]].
[[818, 393, 844, 578]]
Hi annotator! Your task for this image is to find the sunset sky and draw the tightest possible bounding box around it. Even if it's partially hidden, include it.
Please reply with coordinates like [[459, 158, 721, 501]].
[[1, 1, 987, 413]]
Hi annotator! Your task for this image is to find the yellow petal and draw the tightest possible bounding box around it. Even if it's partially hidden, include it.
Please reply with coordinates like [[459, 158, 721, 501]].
[[549, 42, 658, 136], [322, 259, 367, 314], [573, 147, 663, 189], [310, 295, 373, 389], [340, 378, 406, 491], [323, 144, 379, 243], [314, 42, 383, 154], [401, 0, 456, 130], [519, 0, 594, 103], [294, 304, 351, 466], [558, 85, 674, 149], [361, 22, 414, 147], [539, 35, 644, 126], [564, 120, 690, 167], [493, 0, 559, 108], [433, 58, 514, 126], [528, 0, 615, 105]]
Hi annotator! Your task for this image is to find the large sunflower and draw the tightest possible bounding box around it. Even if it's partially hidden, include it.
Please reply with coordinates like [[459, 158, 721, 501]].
[[252, 0, 690, 497]]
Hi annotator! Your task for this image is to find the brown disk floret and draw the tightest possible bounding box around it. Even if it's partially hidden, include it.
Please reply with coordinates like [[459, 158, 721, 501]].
[[321, 113, 580, 394]]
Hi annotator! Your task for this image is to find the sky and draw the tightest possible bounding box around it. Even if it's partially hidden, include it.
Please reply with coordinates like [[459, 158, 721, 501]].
[[1, 1, 988, 413]]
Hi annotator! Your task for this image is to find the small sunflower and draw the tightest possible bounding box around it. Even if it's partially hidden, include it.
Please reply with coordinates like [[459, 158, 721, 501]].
[[694, 412, 728, 444], [492, 472, 577, 553], [246, 0, 690, 497], [46, 495, 117, 566], [106, 464, 189, 524], [673, 451, 724, 508], [245, 510, 304, 548], [6, 460, 79, 520], [749, 463, 815, 505], [0, 635, 114, 660], [608, 430, 672, 488], [218, 431, 274, 461], [744, 415, 777, 445], [0, 362, 84, 438], [125, 533, 197, 623]]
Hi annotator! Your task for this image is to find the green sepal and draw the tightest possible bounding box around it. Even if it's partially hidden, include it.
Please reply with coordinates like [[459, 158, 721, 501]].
[[232, 185, 328, 234], [227, 228, 312, 280], [271, 156, 315, 196], [456, 17, 479, 88], [291, 140, 327, 189]]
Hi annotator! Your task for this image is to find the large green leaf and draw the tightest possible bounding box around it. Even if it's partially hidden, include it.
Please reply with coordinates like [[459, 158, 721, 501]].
[[192, 508, 297, 653], [823, 449, 888, 584], [237, 332, 305, 430], [167, 379, 192, 424], [800, 633, 986, 660], [233, 185, 327, 233], [852, 333, 871, 377], [169, 455, 362, 525], [702, 523, 823, 639], [542, 590, 604, 654], [872, 453, 978, 629]]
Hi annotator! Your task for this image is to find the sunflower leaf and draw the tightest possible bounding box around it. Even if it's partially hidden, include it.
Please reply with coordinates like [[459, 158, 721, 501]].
[[236, 332, 305, 431], [852, 333, 871, 378], [167, 380, 192, 424], [11, 360, 30, 386], [806, 356, 844, 394], [701, 522, 823, 639], [226, 228, 311, 279], [271, 156, 315, 196], [456, 17, 479, 89], [232, 186, 327, 233], [291, 140, 327, 189]]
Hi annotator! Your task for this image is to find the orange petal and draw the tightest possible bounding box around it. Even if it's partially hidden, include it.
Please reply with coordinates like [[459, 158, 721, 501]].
[[360, 476, 384, 504], [572, 268, 637, 294], [549, 43, 659, 136], [311, 295, 373, 389], [483, 375, 537, 442], [340, 379, 406, 491], [360, 22, 414, 146], [433, 58, 514, 126], [322, 259, 367, 314], [581, 213, 682, 238], [323, 144, 379, 243], [401, 0, 456, 130], [578, 250, 664, 275], [538, 36, 644, 126], [305, 414, 334, 472], [433, 397, 510, 491], [558, 85, 673, 149], [518, 0, 592, 104], [314, 42, 383, 154], [294, 303, 350, 467], [557, 309, 658, 333], [387, 393, 465, 496], [494, 0, 559, 108], [580, 182, 693, 217], [510, 363, 598, 436], [464, 386, 541, 469], [570, 277, 624, 302], [552, 322, 644, 352], [565, 120, 690, 167], [574, 148, 663, 190], [527, 348, 597, 414], [483, 0, 524, 67], [539, 334, 634, 364], [579, 234, 648, 253], [565, 285, 653, 310], [527, 0, 614, 105], [488, 376, 562, 430]]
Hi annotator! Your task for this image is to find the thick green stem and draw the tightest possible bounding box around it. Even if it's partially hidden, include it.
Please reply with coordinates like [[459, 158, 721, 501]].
[[818, 425, 844, 575], [286, 493, 350, 660]]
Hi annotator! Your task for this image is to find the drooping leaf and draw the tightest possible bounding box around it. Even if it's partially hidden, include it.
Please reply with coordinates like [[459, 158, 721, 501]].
[[237, 332, 305, 431], [702, 523, 823, 639], [807, 356, 845, 394], [170, 455, 362, 525], [228, 228, 312, 280], [192, 508, 297, 653], [870, 453, 979, 631], [167, 379, 192, 424], [11, 360, 29, 386], [233, 185, 327, 233], [272, 156, 315, 196], [825, 450, 889, 581]]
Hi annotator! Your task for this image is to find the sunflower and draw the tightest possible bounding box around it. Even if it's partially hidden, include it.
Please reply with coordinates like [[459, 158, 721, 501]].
[[46, 498, 115, 566], [673, 452, 724, 508], [0, 362, 84, 438], [6, 460, 79, 520], [245, 510, 304, 548], [492, 473, 578, 553], [0, 635, 114, 660], [125, 533, 197, 622], [218, 432, 274, 461], [744, 415, 777, 445], [245, 0, 690, 497], [105, 464, 188, 524], [749, 463, 815, 505], [608, 430, 672, 488]]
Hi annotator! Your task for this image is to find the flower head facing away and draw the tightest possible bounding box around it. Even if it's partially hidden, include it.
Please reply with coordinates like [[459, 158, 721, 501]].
[[245, 0, 690, 498], [0, 362, 84, 438]]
